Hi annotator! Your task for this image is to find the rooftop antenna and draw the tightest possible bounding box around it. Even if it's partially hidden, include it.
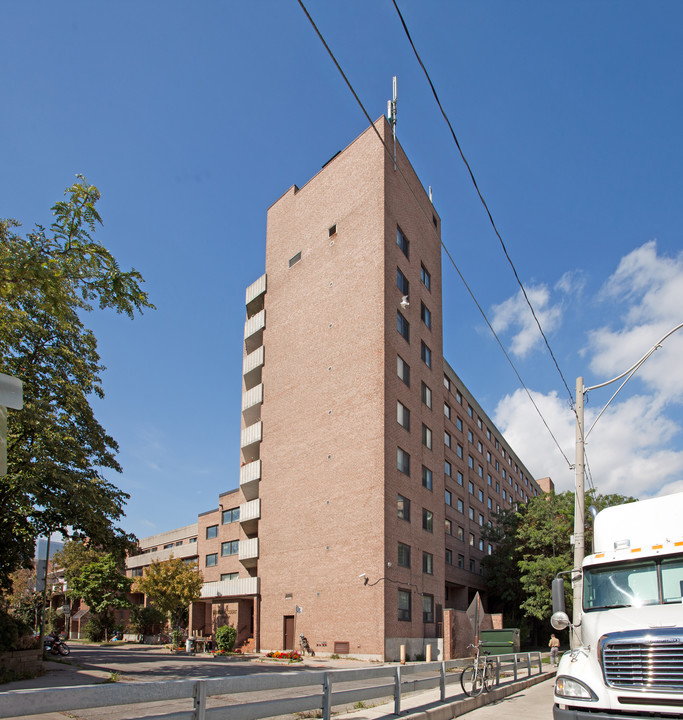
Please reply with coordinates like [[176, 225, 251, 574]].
[[387, 76, 397, 171]]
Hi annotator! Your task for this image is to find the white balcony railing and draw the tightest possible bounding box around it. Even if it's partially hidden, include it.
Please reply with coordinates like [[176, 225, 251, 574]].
[[240, 459, 261, 501], [239, 537, 259, 567], [200, 576, 260, 599], [126, 542, 198, 569], [245, 274, 267, 308]]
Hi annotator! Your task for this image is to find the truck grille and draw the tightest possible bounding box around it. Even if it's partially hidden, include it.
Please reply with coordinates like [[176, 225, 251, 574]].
[[601, 631, 683, 692]]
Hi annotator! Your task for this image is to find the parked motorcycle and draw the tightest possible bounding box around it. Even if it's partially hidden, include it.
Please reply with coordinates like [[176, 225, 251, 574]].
[[44, 632, 70, 656]]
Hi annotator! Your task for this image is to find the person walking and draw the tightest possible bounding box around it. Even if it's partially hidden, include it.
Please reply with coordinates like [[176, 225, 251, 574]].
[[549, 633, 560, 666]]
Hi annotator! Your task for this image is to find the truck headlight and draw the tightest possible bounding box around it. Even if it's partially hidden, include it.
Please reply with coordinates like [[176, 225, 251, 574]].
[[555, 676, 597, 701]]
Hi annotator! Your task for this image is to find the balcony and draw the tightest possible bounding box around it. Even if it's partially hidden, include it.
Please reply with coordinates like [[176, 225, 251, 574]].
[[200, 575, 259, 599], [239, 498, 260, 536], [239, 537, 259, 568], [245, 274, 267, 318], [240, 421, 262, 464], [243, 345, 264, 391], [240, 459, 261, 501], [242, 383, 263, 427], [244, 309, 265, 354], [126, 542, 198, 570]]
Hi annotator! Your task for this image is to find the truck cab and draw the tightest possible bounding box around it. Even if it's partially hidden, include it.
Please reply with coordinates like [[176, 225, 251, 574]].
[[552, 493, 683, 719]]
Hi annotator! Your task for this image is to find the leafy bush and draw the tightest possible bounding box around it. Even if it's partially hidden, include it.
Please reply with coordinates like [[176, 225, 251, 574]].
[[0, 611, 33, 651], [84, 613, 115, 642], [215, 625, 237, 652], [128, 605, 166, 636]]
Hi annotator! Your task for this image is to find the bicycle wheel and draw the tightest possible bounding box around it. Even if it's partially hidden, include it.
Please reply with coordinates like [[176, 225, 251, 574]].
[[460, 664, 484, 696], [483, 662, 494, 692]]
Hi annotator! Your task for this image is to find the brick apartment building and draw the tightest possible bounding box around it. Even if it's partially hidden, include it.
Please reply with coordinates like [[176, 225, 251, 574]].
[[126, 118, 545, 660]]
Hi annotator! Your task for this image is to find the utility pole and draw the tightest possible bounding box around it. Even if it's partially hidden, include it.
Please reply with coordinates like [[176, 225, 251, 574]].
[[572, 377, 585, 649]]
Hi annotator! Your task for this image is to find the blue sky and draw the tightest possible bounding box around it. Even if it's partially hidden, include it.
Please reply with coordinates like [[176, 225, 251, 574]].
[[3, 1, 683, 540]]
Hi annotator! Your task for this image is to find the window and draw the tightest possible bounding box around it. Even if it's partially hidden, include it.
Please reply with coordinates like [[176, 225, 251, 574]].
[[488, 544, 493, 556], [456, 390, 463, 404], [423, 552, 434, 575], [443, 374, 450, 391], [468, 507, 474, 520], [456, 417, 463, 432], [420, 302, 431, 329], [221, 572, 238, 582], [398, 589, 411, 621], [468, 480, 474, 495], [397, 401, 411, 431], [164, 543, 174, 549], [458, 554, 465, 569], [422, 508, 434, 532], [457, 525, 465, 541], [422, 465, 433, 490], [468, 430, 474, 443], [470, 559, 476, 572], [469, 533, 475, 547], [445, 489, 452, 506], [468, 455, 474, 469], [478, 441, 483, 453], [457, 444, 463, 459], [421, 382, 432, 408], [422, 593, 434, 622], [457, 471, 464, 486], [487, 497, 493, 509], [398, 542, 411, 568], [444, 431, 451, 448], [421, 341, 432, 368], [457, 499, 464, 513], [479, 539, 484, 551], [478, 465, 484, 478], [397, 267, 409, 295], [445, 519, 453, 535], [289, 251, 302, 267], [398, 494, 411, 521], [468, 405, 474, 418], [328, 224, 337, 237], [397, 447, 410, 476], [422, 424, 432, 450], [189, 537, 197, 544], [446, 549, 453, 565], [397, 227, 409, 258], [479, 513, 484, 526], [397, 355, 410, 386], [222, 507, 240, 524], [206, 525, 218, 539], [221, 540, 239, 556], [478, 489, 484, 502], [444, 403, 451, 420], [421, 264, 431, 291], [444, 460, 451, 478], [397, 311, 410, 342], [131, 567, 143, 577], [206, 553, 218, 567], [487, 474, 492, 487]]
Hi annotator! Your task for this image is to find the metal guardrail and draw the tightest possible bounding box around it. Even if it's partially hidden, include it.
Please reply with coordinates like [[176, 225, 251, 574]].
[[0, 652, 544, 720]]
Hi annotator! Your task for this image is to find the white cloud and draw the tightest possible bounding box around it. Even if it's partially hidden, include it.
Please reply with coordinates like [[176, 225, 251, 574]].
[[494, 389, 683, 500], [491, 284, 564, 358], [493, 241, 683, 501], [588, 241, 683, 400]]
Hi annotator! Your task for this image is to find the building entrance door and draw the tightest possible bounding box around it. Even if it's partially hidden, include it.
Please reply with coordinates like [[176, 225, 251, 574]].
[[283, 615, 295, 650]]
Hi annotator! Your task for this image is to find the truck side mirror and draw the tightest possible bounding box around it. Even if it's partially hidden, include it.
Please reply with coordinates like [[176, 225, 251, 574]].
[[552, 577, 566, 614]]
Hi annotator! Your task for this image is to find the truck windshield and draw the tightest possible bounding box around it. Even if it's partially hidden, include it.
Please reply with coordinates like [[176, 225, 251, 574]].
[[584, 556, 683, 610]]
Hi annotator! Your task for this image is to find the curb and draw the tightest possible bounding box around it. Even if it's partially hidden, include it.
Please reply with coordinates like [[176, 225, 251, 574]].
[[401, 670, 556, 720]]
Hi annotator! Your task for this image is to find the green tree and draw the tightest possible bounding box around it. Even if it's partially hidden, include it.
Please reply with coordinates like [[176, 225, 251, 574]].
[[68, 554, 132, 640], [133, 556, 203, 631], [483, 490, 636, 629], [0, 177, 153, 592], [53, 541, 101, 590]]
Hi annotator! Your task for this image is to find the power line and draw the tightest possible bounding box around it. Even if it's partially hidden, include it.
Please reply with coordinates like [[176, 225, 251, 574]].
[[391, 0, 576, 408], [295, 0, 573, 470]]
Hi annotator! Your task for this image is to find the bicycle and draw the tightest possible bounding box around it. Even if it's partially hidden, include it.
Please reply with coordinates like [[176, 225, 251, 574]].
[[460, 642, 494, 697]]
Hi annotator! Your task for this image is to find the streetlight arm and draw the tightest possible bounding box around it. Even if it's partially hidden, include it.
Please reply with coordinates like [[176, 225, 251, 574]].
[[585, 323, 683, 393]]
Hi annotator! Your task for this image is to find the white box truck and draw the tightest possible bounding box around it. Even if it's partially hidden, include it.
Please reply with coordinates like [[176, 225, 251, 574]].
[[551, 493, 683, 719]]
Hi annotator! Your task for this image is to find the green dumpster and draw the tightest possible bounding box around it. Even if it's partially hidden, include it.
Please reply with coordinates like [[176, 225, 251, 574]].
[[480, 628, 520, 655]]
